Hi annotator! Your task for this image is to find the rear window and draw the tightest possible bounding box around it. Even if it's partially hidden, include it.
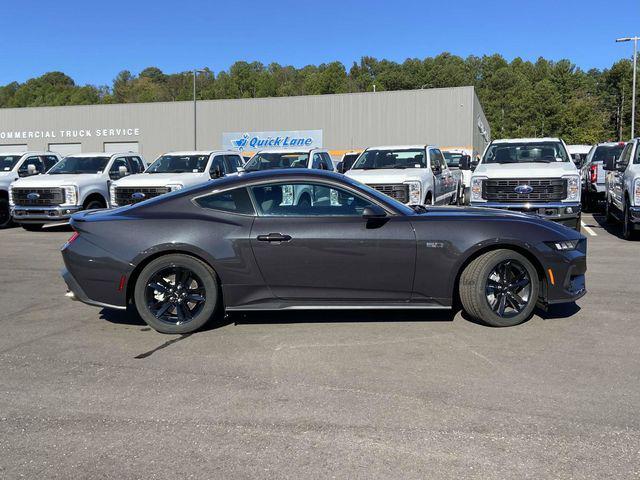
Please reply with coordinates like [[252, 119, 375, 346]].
[[593, 145, 624, 162]]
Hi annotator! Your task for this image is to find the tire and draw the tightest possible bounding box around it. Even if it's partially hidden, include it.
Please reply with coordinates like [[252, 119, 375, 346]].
[[605, 196, 616, 224], [574, 213, 582, 232], [582, 191, 590, 212], [84, 199, 105, 210], [297, 194, 311, 209], [134, 254, 220, 334], [459, 249, 540, 327], [425, 194, 433, 206], [22, 224, 43, 232], [622, 200, 638, 241], [0, 197, 14, 229]]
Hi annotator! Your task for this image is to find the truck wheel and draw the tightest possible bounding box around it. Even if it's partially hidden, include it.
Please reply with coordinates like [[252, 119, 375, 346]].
[[22, 224, 43, 232], [459, 249, 539, 327], [84, 199, 105, 210], [0, 197, 14, 229], [622, 201, 638, 240], [134, 254, 220, 334], [582, 192, 591, 212], [605, 196, 616, 224]]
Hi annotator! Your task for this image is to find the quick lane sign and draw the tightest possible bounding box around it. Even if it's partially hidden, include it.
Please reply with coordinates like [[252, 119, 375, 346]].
[[222, 130, 323, 152]]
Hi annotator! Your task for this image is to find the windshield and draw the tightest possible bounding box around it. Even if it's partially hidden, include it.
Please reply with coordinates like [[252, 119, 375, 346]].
[[48, 156, 110, 174], [244, 152, 309, 172], [593, 145, 624, 162], [146, 154, 209, 173], [342, 153, 360, 170], [483, 142, 570, 164], [443, 151, 463, 168], [0, 155, 21, 172], [351, 149, 426, 170]]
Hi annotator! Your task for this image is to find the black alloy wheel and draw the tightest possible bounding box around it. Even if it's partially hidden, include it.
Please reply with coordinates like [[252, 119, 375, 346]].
[[0, 197, 13, 228], [134, 254, 219, 334], [485, 260, 532, 318]]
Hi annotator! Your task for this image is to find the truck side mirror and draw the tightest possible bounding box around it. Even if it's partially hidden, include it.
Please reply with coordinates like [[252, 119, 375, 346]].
[[603, 156, 616, 171], [459, 155, 471, 170], [336, 161, 345, 174], [118, 165, 128, 177], [27, 164, 37, 176]]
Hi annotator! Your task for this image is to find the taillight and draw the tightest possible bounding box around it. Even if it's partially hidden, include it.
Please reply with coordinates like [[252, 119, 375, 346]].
[[590, 165, 597, 183], [61, 231, 79, 250]]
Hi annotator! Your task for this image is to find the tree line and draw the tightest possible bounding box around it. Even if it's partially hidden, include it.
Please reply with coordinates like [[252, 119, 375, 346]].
[[0, 53, 635, 144]]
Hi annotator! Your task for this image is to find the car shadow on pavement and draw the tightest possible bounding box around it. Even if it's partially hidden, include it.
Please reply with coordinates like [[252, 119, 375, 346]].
[[590, 213, 623, 238], [536, 302, 581, 320], [99, 307, 147, 327]]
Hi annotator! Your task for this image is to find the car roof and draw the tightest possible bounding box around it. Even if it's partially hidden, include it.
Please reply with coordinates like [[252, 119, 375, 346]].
[[67, 152, 128, 157], [595, 142, 625, 147], [161, 150, 237, 156], [254, 148, 326, 154], [0, 151, 58, 156], [491, 137, 562, 143], [365, 145, 433, 150]]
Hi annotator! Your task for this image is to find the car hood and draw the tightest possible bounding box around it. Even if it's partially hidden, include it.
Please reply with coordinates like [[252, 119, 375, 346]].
[[473, 162, 578, 178], [10, 173, 102, 187], [346, 168, 428, 184], [114, 172, 210, 188]]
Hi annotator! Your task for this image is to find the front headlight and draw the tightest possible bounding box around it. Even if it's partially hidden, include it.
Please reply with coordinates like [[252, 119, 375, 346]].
[[109, 184, 117, 207], [634, 178, 640, 207], [61, 185, 78, 206], [8, 184, 14, 207], [564, 175, 580, 202], [167, 184, 183, 192], [471, 177, 486, 202], [545, 239, 580, 251], [404, 181, 421, 204]]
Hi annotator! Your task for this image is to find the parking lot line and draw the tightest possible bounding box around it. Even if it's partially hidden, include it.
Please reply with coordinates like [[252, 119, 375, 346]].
[[581, 220, 597, 237]]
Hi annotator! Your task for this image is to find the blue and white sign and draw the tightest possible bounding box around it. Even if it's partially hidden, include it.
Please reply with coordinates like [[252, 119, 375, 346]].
[[222, 129, 323, 152]]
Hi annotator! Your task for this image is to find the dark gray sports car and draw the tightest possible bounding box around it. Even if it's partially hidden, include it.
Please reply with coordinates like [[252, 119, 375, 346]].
[[61, 169, 587, 333]]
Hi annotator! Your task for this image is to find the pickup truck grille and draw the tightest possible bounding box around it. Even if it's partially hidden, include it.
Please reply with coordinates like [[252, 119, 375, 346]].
[[12, 187, 64, 206], [368, 184, 409, 203], [483, 178, 566, 202], [114, 186, 170, 205]]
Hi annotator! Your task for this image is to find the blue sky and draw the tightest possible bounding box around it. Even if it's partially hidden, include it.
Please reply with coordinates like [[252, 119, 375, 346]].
[[2, 0, 639, 86]]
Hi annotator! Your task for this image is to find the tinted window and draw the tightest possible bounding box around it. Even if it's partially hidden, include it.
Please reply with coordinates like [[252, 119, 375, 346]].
[[311, 153, 323, 169], [210, 155, 225, 177], [48, 156, 110, 174], [195, 187, 254, 215], [0, 155, 21, 171], [483, 142, 570, 164], [592, 145, 623, 163], [430, 149, 446, 172], [443, 151, 463, 168], [225, 155, 242, 173], [42, 155, 59, 171], [147, 154, 209, 173], [342, 153, 360, 171], [320, 152, 333, 170], [244, 152, 309, 171], [128, 156, 144, 173], [250, 183, 373, 217], [619, 144, 632, 169], [352, 149, 426, 169], [18, 156, 45, 175]]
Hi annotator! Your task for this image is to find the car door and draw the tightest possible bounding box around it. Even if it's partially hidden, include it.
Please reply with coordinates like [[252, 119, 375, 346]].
[[249, 180, 416, 301]]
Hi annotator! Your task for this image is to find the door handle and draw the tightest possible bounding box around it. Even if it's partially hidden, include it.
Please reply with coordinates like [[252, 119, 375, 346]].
[[257, 233, 292, 242]]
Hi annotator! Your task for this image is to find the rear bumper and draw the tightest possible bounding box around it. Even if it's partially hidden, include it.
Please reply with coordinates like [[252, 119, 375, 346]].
[[61, 267, 126, 310], [12, 205, 81, 223], [471, 202, 581, 228]]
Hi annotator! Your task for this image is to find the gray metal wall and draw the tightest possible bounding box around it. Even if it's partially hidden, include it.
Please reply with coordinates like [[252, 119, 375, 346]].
[[0, 87, 490, 161]]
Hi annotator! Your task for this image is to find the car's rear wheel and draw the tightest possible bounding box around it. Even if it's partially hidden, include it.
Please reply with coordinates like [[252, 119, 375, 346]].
[[0, 197, 14, 229], [622, 200, 638, 241], [134, 254, 220, 334], [459, 249, 539, 327], [22, 223, 43, 232]]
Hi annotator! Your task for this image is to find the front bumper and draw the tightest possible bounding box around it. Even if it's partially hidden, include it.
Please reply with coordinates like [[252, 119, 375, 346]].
[[630, 206, 640, 226], [471, 202, 581, 228], [541, 244, 587, 305], [12, 205, 81, 223]]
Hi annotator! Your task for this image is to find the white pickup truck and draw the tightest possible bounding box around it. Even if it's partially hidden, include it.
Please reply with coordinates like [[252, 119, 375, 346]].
[[603, 138, 640, 240], [468, 138, 581, 230], [0, 151, 62, 228], [110, 151, 243, 207], [10, 152, 143, 231], [345, 145, 459, 205]]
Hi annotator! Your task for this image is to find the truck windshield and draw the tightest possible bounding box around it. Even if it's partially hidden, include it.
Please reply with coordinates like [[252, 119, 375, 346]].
[[48, 156, 110, 174], [593, 145, 624, 162], [146, 155, 209, 173], [351, 149, 426, 169], [0, 155, 21, 172], [483, 142, 570, 164], [244, 152, 309, 172], [443, 151, 463, 168]]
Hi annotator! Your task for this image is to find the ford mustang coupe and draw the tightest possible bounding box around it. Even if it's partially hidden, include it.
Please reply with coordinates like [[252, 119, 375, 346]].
[[60, 170, 587, 334]]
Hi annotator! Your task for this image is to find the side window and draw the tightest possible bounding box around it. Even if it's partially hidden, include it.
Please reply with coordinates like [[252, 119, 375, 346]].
[[18, 156, 45, 175], [224, 155, 242, 173], [195, 187, 254, 215], [429, 149, 445, 174], [109, 157, 129, 179], [42, 155, 59, 171], [128, 156, 144, 173], [250, 183, 374, 217], [311, 153, 323, 169], [321, 152, 333, 170], [619, 144, 632, 169], [210, 155, 225, 178], [634, 144, 640, 165]]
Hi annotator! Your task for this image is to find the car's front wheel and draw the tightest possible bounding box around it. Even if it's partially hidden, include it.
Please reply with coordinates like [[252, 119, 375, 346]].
[[622, 200, 639, 241], [134, 254, 220, 334], [0, 197, 14, 229], [459, 249, 539, 327]]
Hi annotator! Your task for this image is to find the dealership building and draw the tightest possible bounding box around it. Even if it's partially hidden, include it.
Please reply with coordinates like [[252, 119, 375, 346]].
[[0, 86, 490, 162]]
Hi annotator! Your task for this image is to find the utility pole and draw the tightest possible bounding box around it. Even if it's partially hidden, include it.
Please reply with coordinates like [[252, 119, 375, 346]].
[[193, 69, 206, 149], [616, 37, 639, 138]]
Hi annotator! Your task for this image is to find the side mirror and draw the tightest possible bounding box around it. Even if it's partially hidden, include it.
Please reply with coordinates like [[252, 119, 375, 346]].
[[603, 156, 616, 171], [459, 155, 471, 170], [336, 161, 345, 174], [118, 165, 128, 177], [236, 166, 245, 173], [362, 205, 387, 219]]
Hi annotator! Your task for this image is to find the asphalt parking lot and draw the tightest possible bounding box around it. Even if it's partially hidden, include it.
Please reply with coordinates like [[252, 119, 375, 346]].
[[0, 214, 639, 479]]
